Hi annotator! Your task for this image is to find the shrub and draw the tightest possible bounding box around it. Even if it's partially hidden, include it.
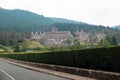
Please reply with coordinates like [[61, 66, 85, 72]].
[[0, 46, 120, 73]]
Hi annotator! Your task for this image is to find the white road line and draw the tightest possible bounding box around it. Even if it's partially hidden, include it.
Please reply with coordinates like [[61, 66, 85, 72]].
[[0, 67, 15, 80]]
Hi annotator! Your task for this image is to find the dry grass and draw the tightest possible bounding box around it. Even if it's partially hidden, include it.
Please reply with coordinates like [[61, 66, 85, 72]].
[[20, 40, 45, 49], [0, 49, 5, 52], [28, 41, 45, 48]]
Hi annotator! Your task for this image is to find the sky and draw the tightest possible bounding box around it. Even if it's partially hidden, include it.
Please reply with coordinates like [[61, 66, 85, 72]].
[[0, 0, 120, 26]]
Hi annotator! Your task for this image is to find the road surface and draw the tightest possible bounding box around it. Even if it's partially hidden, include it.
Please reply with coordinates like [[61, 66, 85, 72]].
[[0, 60, 70, 80]]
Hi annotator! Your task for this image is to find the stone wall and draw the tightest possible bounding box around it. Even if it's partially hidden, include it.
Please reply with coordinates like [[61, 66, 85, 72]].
[[2, 58, 120, 80]]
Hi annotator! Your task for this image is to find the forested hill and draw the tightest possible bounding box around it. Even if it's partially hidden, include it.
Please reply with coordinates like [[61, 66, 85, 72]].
[[0, 8, 54, 32], [49, 17, 80, 24], [113, 25, 120, 30], [0, 8, 119, 35]]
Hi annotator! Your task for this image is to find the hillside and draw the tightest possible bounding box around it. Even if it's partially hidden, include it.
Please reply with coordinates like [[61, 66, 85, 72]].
[[0, 8, 120, 42], [0, 8, 87, 32], [113, 25, 120, 30], [20, 40, 45, 49], [0, 8, 83, 32], [0, 40, 46, 53], [0, 8, 54, 32], [0, 45, 6, 52], [49, 17, 80, 24]]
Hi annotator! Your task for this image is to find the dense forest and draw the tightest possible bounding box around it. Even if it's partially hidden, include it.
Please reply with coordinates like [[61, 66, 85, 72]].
[[0, 8, 119, 33], [0, 8, 53, 32], [114, 25, 120, 30]]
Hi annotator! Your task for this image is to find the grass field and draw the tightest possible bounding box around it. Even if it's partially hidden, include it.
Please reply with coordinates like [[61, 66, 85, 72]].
[[0, 40, 46, 53], [19, 40, 47, 53], [20, 40, 45, 49], [0, 49, 5, 52]]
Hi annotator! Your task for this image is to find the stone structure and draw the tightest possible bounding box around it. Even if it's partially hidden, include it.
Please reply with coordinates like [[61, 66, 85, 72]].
[[76, 30, 90, 43], [76, 30, 106, 44], [31, 28, 73, 47], [31, 28, 106, 47]]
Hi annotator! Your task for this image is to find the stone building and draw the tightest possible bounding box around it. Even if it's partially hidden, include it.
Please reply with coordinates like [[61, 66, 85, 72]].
[[31, 28, 106, 47], [76, 30, 90, 43], [31, 28, 73, 47], [75, 30, 106, 44]]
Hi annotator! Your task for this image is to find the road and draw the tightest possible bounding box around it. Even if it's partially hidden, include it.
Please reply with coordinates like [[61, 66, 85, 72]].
[[0, 60, 70, 80]]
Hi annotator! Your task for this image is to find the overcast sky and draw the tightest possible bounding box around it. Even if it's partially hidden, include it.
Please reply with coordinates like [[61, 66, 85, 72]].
[[0, 0, 120, 26]]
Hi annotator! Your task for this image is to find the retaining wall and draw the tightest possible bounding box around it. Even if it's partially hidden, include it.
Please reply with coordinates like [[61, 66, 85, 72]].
[[2, 58, 120, 80]]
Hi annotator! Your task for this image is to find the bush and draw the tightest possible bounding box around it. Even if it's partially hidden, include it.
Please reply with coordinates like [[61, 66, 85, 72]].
[[0, 46, 120, 73], [14, 44, 20, 52]]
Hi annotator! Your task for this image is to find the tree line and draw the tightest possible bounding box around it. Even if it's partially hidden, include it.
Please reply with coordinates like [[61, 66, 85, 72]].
[[0, 30, 31, 46]]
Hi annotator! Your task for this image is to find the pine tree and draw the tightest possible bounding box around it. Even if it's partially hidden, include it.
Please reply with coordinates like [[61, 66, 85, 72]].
[[66, 39, 71, 45], [110, 36, 117, 46], [14, 44, 20, 52]]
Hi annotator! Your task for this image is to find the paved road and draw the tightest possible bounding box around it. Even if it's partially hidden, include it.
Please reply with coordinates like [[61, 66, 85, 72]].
[[0, 60, 70, 80]]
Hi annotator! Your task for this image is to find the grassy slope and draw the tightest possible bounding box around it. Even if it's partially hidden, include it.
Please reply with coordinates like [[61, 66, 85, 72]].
[[19, 40, 45, 49], [0, 49, 5, 52], [0, 45, 7, 52], [0, 40, 46, 53]]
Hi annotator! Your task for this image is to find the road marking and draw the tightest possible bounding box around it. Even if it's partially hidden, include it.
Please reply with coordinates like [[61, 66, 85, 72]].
[[0, 67, 15, 80]]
